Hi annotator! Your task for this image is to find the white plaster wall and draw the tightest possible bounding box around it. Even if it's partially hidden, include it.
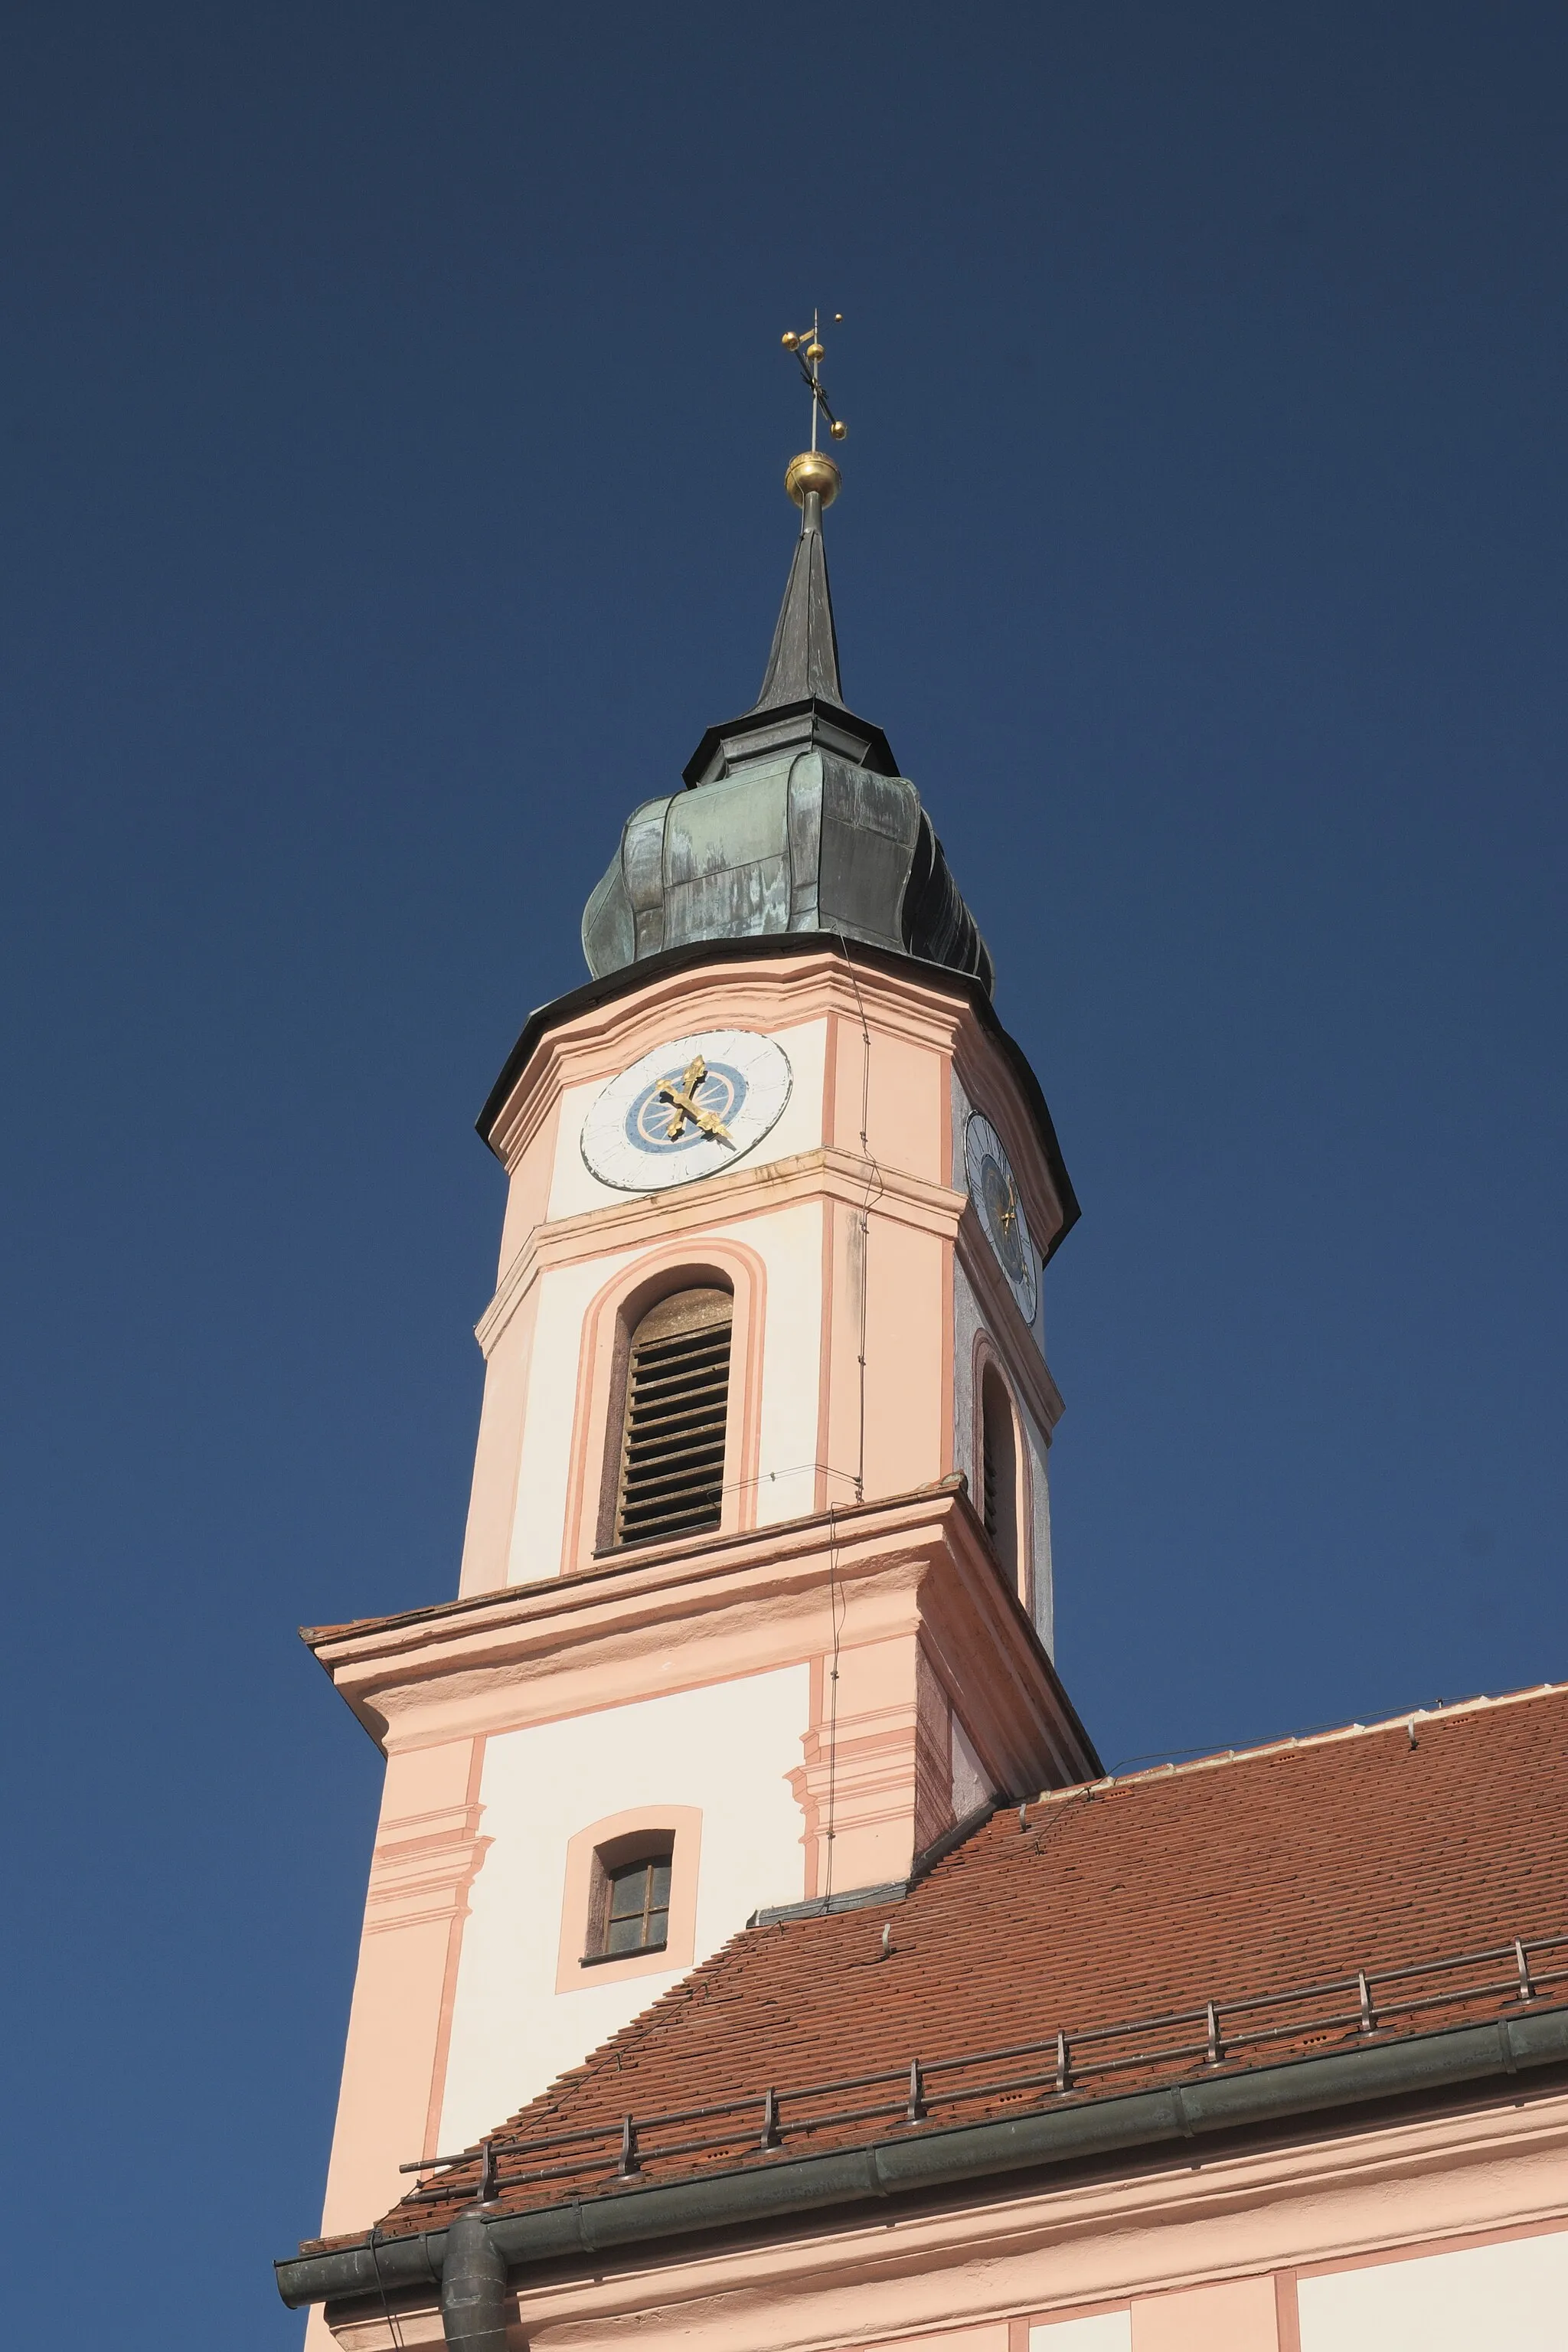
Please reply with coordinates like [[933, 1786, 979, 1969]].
[[1031, 2318, 1131, 2350], [1298, 2230, 1568, 2350], [439, 1665, 810, 2151], [506, 1243, 639, 1583], [716, 1197, 822, 1527], [952, 1713, 992, 1816], [548, 1018, 828, 1222], [1023, 1406, 1055, 1655]]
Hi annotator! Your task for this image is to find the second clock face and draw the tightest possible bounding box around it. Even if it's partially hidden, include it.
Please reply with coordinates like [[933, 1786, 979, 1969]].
[[580, 1029, 792, 1192], [965, 1111, 1040, 1325]]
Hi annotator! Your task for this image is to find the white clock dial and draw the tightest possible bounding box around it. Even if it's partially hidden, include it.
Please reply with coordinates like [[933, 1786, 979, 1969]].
[[580, 1029, 793, 1194], [965, 1111, 1039, 1325]]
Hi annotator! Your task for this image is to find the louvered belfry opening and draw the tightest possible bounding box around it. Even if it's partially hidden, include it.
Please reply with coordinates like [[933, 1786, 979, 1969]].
[[979, 1363, 1019, 1587], [615, 1287, 733, 1547], [982, 1417, 998, 1542]]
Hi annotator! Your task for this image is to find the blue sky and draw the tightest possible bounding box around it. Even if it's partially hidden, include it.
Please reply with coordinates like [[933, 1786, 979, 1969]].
[[2, 5, 1565, 2341]]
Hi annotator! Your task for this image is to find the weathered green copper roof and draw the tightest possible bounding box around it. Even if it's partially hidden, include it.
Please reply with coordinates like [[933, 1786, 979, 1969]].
[[582, 484, 993, 996]]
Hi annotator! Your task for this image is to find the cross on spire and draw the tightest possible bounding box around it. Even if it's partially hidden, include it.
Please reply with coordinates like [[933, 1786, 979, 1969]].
[[780, 311, 848, 453]]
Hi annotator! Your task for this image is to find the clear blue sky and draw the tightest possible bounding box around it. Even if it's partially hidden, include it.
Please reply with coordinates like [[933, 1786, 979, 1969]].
[[2, 5, 1564, 2341]]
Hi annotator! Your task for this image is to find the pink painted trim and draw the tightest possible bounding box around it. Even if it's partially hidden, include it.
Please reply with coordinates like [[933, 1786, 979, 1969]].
[[488, 954, 969, 1169], [1274, 2269, 1301, 2352], [314, 1482, 1096, 1799], [801, 1651, 826, 1900], [814, 1004, 839, 1517], [940, 1211, 956, 1480], [420, 1735, 487, 2160], [554, 1805, 703, 1993], [815, 1194, 835, 1515]]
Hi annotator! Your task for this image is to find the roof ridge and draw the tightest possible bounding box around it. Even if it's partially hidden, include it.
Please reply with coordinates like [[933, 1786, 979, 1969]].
[[1033, 1678, 1568, 1806]]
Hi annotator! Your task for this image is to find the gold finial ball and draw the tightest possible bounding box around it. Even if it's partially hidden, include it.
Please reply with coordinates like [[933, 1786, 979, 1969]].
[[805, 340, 825, 361], [781, 330, 799, 349], [829, 418, 848, 442], [785, 449, 842, 508]]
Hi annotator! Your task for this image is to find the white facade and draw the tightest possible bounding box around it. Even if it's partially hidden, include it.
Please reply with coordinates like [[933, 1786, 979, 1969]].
[[438, 1665, 810, 2148]]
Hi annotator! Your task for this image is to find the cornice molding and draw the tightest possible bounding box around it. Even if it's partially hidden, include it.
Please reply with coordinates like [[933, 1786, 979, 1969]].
[[488, 952, 966, 1173], [303, 1481, 1099, 1781], [477, 939, 1078, 1260], [475, 1148, 965, 1360]]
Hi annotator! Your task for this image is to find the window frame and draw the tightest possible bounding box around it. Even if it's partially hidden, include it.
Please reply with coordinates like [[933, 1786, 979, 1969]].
[[556, 1238, 768, 1576], [554, 1805, 704, 1994], [581, 1836, 675, 1965], [975, 1349, 1031, 1612], [611, 1285, 735, 1551]]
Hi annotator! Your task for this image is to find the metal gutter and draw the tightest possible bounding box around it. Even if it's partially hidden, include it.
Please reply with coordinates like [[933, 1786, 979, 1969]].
[[275, 2001, 1568, 2312]]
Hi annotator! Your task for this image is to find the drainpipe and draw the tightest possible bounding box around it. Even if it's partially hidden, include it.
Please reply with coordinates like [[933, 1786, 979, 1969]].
[[439, 2205, 510, 2352]]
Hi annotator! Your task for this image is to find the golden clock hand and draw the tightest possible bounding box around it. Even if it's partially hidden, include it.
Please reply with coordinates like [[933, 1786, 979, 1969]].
[[1000, 1178, 1018, 1236], [657, 1077, 733, 1145], [658, 1053, 711, 1139], [671, 1089, 733, 1144], [657, 1080, 689, 1139]]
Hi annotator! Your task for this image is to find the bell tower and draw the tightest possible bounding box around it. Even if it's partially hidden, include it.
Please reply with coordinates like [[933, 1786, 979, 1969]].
[[299, 411, 1098, 2311]]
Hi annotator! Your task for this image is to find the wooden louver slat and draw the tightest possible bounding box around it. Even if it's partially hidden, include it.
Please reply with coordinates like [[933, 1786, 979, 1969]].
[[982, 1415, 999, 1541], [616, 1289, 733, 1546]]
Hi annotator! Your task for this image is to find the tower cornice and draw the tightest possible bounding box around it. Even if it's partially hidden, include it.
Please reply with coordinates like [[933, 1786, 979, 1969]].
[[302, 1478, 1101, 1795], [477, 934, 1080, 1260]]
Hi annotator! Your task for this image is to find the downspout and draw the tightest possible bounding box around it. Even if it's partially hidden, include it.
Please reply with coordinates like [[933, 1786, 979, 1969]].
[[439, 2204, 510, 2352]]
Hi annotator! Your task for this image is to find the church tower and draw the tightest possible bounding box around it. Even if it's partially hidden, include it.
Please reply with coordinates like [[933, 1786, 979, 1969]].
[[301, 411, 1098, 2295]]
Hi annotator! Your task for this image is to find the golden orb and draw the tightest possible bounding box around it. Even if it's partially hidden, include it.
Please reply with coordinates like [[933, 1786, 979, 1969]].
[[781, 330, 799, 349], [805, 340, 825, 361], [829, 418, 848, 442], [785, 449, 842, 508]]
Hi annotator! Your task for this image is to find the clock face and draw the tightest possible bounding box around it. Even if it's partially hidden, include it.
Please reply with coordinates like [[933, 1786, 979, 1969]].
[[580, 1029, 793, 1193], [965, 1111, 1039, 1325]]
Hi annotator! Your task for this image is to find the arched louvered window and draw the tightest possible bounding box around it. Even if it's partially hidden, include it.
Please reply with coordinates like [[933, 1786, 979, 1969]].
[[980, 1362, 1020, 1590], [614, 1287, 733, 1547]]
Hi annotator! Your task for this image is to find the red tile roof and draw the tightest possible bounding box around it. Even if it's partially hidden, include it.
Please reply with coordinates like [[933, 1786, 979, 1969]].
[[321, 1684, 1568, 2252]]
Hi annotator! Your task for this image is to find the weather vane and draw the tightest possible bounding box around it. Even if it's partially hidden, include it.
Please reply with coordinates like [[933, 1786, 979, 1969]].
[[780, 309, 848, 455]]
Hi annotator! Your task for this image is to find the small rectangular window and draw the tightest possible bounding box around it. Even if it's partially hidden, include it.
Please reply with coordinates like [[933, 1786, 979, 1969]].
[[583, 1841, 675, 1962], [603, 1854, 671, 1955]]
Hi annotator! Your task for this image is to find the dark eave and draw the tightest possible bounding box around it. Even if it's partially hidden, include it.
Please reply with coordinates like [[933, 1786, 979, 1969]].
[[680, 694, 899, 789], [475, 931, 1081, 1261]]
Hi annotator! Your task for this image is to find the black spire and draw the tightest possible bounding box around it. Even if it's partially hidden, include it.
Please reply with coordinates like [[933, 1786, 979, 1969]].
[[582, 442, 995, 998], [680, 452, 896, 787], [752, 488, 842, 709]]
